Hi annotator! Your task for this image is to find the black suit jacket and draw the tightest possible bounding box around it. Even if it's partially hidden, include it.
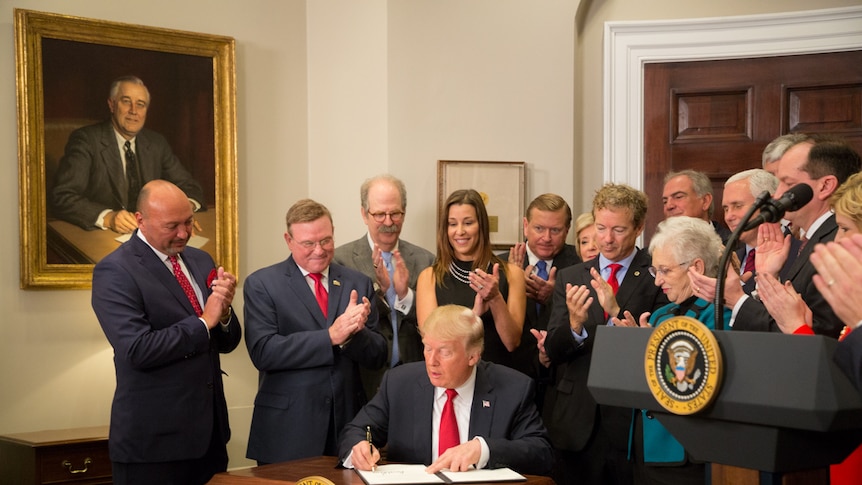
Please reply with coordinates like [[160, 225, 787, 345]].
[[244, 256, 388, 464], [542, 249, 669, 452], [91, 233, 241, 463], [338, 360, 554, 476], [51, 120, 205, 229], [501, 244, 581, 379], [334, 236, 435, 398], [735, 215, 843, 338], [736, 238, 801, 296]]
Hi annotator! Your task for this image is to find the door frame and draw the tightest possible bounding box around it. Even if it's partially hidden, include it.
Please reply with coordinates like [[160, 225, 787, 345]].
[[603, 5, 862, 192]]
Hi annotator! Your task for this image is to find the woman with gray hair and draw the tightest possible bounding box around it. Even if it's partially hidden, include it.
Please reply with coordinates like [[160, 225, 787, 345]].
[[615, 216, 732, 485]]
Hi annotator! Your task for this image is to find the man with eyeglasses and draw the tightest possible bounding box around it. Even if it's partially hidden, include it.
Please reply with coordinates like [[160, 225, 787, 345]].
[[334, 175, 434, 399], [542, 184, 669, 485], [244, 198, 387, 465], [502, 194, 580, 388]]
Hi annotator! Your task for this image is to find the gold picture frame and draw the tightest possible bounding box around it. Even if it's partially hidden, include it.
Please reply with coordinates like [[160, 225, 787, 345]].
[[437, 160, 526, 250], [15, 9, 238, 288]]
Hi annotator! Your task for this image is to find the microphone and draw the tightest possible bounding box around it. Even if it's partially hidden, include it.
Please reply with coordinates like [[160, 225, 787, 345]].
[[742, 184, 814, 232]]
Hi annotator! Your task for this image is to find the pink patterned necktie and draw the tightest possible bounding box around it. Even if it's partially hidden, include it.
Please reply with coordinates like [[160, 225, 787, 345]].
[[439, 389, 460, 455], [169, 255, 203, 316]]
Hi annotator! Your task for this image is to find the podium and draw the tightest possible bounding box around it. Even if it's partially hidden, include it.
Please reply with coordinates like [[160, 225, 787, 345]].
[[587, 326, 862, 482]]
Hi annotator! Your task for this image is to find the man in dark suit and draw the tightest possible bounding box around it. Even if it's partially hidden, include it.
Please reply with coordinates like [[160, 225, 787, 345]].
[[244, 199, 388, 464], [334, 175, 434, 399], [543, 183, 669, 485], [92, 180, 240, 485], [503, 194, 580, 387], [721, 168, 801, 295], [698, 136, 861, 338], [339, 304, 554, 476], [51, 75, 204, 232]]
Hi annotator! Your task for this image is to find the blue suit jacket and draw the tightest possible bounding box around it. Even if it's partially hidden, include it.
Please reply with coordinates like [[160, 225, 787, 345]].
[[244, 256, 388, 464], [51, 120, 205, 229], [92, 233, 241, 463], [338, 360, 554, 476]]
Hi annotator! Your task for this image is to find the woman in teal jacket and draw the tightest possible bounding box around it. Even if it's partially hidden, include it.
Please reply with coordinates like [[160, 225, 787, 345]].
[[615, 216, 731, 485]]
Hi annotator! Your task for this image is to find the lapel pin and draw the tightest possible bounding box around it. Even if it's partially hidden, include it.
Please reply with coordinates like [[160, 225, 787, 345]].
[[333, 280, 341, 286], [634, 271, 640, 277], [482, 400, 490, 408]]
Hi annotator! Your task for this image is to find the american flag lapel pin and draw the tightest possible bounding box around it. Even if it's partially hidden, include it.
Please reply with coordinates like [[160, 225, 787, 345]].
[[482, 400, 490, 408]]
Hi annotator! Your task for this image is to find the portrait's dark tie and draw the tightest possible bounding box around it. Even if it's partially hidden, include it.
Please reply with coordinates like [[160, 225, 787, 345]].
[[124, 140, 141, 211]]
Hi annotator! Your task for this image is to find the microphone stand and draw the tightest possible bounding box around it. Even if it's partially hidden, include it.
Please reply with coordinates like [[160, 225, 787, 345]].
[[714, 191, 771, 330]]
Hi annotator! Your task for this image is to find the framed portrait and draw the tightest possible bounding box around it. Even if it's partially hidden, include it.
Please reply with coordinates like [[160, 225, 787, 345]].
[[15, 9, 238, 288], [437, 160, 526, 250]]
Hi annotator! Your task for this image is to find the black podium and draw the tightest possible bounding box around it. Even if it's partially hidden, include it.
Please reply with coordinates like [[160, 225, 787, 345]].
[[587, 326, 862, 482]]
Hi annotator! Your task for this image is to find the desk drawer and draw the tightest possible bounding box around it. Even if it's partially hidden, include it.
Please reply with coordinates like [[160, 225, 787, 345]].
[[39, 442, 111, 483]]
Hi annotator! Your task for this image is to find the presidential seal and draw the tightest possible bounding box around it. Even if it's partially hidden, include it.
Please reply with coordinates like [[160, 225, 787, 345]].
[[644, 315, 722, 415]]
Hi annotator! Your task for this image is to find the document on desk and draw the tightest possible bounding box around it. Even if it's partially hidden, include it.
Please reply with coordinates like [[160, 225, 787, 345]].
[[437, 467, 526, 483], [356, 464, 444, 485], [355, 465, 526, 484]]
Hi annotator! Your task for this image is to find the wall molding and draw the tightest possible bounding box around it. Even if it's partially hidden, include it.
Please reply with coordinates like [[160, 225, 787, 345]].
[[603, 6, 862, 189]]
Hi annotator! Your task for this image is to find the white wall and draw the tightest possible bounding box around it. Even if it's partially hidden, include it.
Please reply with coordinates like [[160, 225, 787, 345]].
[[1, 0, 857, 472]]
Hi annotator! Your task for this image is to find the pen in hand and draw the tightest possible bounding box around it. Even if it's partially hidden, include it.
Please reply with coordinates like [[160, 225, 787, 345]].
[[366, 425, 376, 471]]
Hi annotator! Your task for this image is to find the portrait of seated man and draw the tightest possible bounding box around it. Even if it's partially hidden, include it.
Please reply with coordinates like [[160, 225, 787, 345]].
[[50, 75, 205, 234]]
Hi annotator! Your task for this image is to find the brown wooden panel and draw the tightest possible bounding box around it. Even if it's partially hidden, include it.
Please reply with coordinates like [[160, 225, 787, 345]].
[[674, 90, 751, 142], [788, 84, 862, 132], [643, 50, 862, 242]]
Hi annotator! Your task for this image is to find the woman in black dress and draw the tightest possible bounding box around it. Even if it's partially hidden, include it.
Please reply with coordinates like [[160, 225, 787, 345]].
[[417, 189, 526, 366]]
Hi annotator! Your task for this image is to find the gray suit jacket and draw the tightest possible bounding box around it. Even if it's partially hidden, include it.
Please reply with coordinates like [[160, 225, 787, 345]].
[[51, 120, 205, 229], [338, 360, 554, 476], [334, 236, 435, 399], [244, 256, 388, 464]]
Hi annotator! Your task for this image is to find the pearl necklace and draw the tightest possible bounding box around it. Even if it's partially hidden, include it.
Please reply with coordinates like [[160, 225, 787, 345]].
[[448, 261, 473, 285]]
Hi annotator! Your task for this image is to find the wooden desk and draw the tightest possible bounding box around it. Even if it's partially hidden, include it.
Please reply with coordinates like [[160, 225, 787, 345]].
[[47, 209, 217, 264], [0, 426, 111, 484], [208, 456, 556, 485]]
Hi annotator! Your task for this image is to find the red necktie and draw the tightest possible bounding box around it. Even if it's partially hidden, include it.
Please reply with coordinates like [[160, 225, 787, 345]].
[[439, 389, 460, 455], [308, 273, 328, 318], [169, 255, 203, 316], [605, 264, 622, 320], [608, 263, 623, 294], [744, 248, 756, 274]]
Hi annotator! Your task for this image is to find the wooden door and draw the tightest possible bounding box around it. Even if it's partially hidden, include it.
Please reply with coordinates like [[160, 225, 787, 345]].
[[643, 50, 862, 241]]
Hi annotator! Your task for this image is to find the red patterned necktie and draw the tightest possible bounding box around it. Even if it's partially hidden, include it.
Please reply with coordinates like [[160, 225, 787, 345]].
[[744, 248, 756, 274], [439, 389, 460, 455], [169, 255, 203, 316], [308, 272, 328, 318]]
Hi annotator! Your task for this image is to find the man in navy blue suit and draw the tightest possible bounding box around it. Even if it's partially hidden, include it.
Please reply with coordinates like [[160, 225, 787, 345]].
[[339, 304, 553, 476], [92, 180, 240, 485], [244, 199, 388, 464]]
